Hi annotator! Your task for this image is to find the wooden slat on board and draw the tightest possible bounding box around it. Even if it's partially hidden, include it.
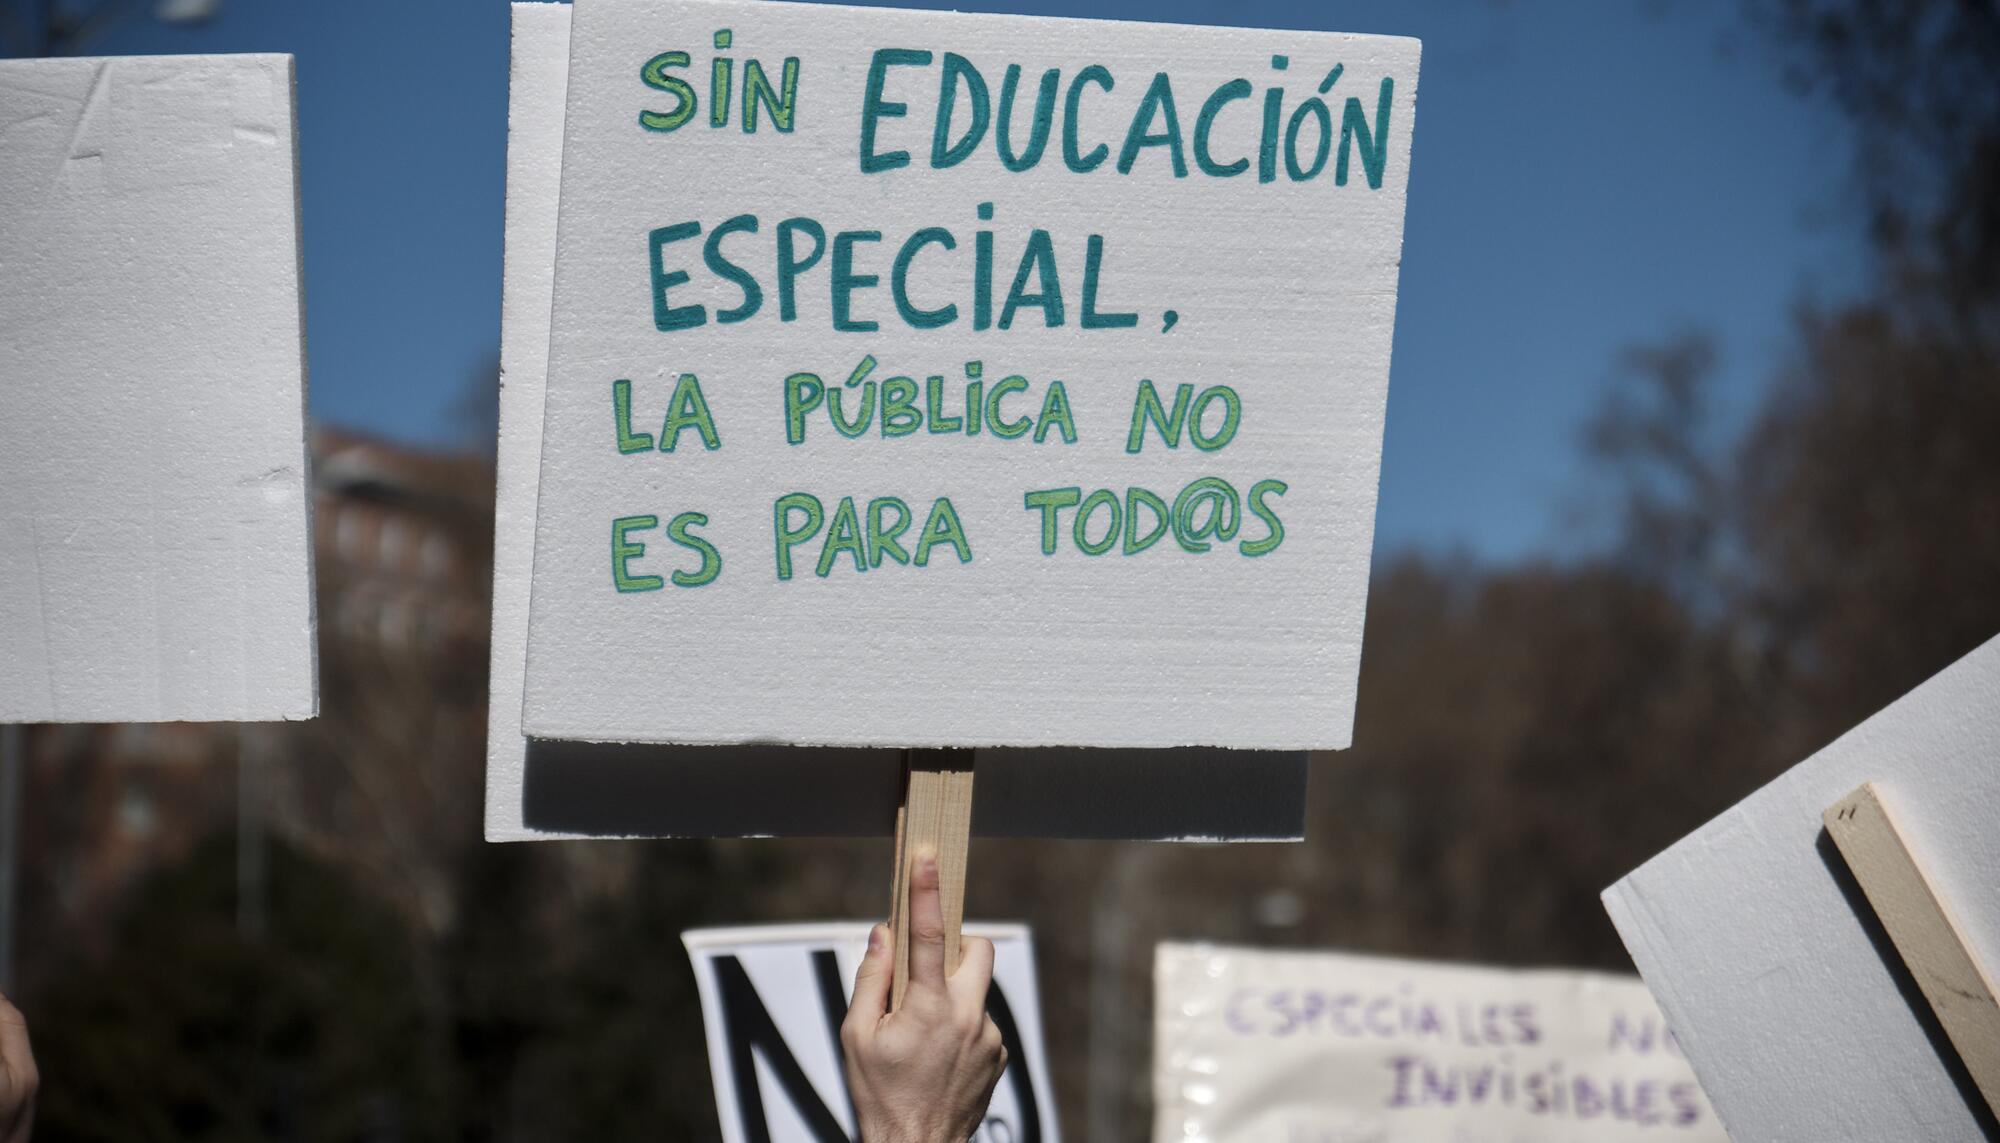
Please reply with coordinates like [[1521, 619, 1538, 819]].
[[890, 749, 975, 1012], [1824, 781, 2000, 1119], [889, 769, 918, 984]]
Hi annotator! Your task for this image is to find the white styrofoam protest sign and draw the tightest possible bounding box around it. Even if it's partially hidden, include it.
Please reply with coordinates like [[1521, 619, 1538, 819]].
[[1153, 942, 1727, 1142], [684, 922, 1059, 1143], [487, 2, 572, 838], [0, 54, 315, 724], [521, 0, 1420, 749], [486, 2, 1307, 841], [1604, 633, 2000, 1142]]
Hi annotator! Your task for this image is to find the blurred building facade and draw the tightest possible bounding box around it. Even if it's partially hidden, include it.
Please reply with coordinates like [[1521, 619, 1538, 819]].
[[21, 429, 496, 955]]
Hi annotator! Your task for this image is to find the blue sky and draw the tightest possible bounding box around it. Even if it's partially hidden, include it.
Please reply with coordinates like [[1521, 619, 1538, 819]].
[[38, 0, 1863, 563]]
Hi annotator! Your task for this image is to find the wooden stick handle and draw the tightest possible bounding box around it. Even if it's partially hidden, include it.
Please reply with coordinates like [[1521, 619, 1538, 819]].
[[890, 748, 975, 1012], [1825, 781, 2000, 1119]]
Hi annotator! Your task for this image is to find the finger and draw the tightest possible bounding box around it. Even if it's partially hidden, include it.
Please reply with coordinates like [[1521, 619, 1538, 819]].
[[0, 993, 33, 1084], [907, 847, 948, 995], [843, 924, 893, 1038], [949, 935, 996, 1012]]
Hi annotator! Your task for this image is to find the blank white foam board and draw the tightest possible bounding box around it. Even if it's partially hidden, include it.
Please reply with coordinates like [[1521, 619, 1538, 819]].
[[521, 0, 1421, 750], [484, 3, 1307, 841], [1604, 632, 2000, 1142], [0, 54, 316, 723]]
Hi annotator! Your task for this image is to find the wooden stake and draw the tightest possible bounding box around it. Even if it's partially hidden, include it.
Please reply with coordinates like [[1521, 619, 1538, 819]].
[[890, 748, 975, 1012], [888, 779, 910, 940], [1825, 782, 2000, 1119]]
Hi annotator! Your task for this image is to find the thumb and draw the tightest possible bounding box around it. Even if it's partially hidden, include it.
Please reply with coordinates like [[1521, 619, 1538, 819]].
[[844, 923, 893, 1039]]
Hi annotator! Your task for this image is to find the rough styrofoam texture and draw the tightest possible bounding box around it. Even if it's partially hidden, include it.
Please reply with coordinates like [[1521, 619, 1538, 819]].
[[522, 0, 1420, 749], [1154, 942, 1728, 1141], [487, 3, 572, 838], [0, 54, 315, 723], [486, 3, 1308, 841], [1604, 633, 2000, 1142]]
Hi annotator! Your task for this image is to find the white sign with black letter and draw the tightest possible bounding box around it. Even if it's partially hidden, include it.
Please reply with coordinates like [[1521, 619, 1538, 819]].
[[684, 922, 1059, 1143]]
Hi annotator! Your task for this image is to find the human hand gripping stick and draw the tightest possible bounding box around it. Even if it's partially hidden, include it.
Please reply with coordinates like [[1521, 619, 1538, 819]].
[[842, 849, 1006, 1143]]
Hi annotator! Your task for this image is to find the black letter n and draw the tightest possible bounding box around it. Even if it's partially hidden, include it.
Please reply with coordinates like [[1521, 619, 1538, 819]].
[[713, 954, 853, 1142]]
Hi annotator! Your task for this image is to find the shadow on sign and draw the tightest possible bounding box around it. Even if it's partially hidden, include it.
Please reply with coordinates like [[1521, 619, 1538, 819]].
[[522, 742, 1307, 839]]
